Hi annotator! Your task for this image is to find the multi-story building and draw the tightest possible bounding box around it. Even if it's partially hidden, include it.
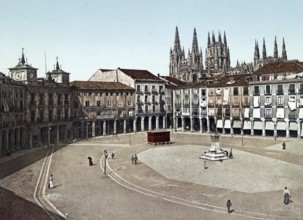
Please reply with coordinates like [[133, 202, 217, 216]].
[[89, 68, 166, 132], [70, 81, 135, 138], [0, 72, 26, 154], [7, 50, 73, 149], [172, 60, 303, 139]]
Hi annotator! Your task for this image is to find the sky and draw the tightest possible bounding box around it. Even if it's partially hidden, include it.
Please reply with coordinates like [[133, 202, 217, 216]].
[[0, 0, 303, 81]]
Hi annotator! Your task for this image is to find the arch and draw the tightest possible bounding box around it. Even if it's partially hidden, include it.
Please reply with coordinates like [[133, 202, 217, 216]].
[[136, 117, 142, 132]]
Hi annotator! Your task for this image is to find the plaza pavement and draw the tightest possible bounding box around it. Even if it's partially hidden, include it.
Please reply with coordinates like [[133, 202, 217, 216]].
[[1, 132, 303, 219], [108, 132, 303, 218]]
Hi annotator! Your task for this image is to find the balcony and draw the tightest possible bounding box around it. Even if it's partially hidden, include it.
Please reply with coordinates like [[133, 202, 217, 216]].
[[265, 114, 273, 119], [159, 89, 165, 94], [136, 90, 143, 94], [175, 103, 181, 108], [276, 90, 283, 95], [144, 90, 150, 94]]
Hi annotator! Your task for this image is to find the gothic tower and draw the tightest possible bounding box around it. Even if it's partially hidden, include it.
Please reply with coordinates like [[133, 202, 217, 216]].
[[205, 31, 230, 75], [282, 38, 287, 61], [169, 27, 203, 82]]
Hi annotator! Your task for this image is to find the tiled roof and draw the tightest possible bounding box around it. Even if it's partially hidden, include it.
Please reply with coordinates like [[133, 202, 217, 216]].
[[254, 60, 303, 74], [119, 68, 161, 80], [70, 81, 134, 90], [161, 76, 187, 86]]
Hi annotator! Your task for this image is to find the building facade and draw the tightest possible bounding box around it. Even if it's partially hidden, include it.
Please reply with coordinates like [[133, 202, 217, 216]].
[[70, 81, 135, 138], [89, 68, 167, 132]]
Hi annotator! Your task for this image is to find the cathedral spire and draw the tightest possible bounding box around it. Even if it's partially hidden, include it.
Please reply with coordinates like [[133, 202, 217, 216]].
[[254, 40, 260, 60], [173, 26, 182, 53], [207, 32, 211, 47], [212, 31, 215, 44], [274, 36, 278, 59], [223, 31, 227, 45], [218, 31, 222, 43], [56, 56, 60, 71], [191, 28, 199, 53], [262, 38, 267, 59], [20, 48, 26, 65], [282, 38, 287, 60]]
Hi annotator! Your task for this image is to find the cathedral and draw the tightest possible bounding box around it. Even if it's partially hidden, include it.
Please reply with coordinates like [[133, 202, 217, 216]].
[[169, 27, 230, 82], [169, 27, 288, 82], [253, 37, 287, 70]]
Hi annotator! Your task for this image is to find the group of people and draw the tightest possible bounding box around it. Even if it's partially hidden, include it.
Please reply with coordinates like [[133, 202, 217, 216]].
[[224, 148, 233, 159], [131, 154, 138, 164]]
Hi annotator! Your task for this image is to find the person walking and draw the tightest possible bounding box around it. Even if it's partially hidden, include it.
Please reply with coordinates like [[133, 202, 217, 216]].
[[282, 142, 286, 150], [111, 152, 115, 159], [134, 154, 138, 164], [131, 155, 134, 164], [283, 187, 291, 205], [49, 174, 54, 189], [88, 156, 93, 166], [226, 199, 232, 213], [203, 161, 208, 169]]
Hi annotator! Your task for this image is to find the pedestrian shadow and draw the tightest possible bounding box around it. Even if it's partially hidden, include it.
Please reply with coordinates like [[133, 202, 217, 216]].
[[52, 184, 62, 189], [229, 209, 235, 214]]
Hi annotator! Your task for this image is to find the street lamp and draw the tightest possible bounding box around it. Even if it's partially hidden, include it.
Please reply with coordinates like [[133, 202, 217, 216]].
[[48, 127, 51, 148], [86, 122, 89, 141], [104, 149, 108, 175]]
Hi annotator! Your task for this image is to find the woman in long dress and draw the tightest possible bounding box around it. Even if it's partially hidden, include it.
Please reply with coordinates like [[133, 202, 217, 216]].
[[283, 187, 290, 205], [49, 174, 54, 189]]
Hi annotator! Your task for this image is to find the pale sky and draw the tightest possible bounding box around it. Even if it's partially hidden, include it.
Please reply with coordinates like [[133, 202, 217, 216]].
[[0, 0, 302, 81]]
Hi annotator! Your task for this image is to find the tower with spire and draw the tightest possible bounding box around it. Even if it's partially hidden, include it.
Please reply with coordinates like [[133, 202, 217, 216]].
[[9, 48, 38, 83], [169, 27, 203, 82], [205, 31, 230, 75], [253, 37, 287, 70], [46, 57, 70, 85]]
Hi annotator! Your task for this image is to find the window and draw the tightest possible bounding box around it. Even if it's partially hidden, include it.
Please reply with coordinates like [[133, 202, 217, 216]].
[[85, 101, 90, 107], [233, 87, 238, 96], [243, 87, 249, 95], [97, 101, 101, 106], [128, 101, 132, 106], [300, 84, 303, 94], [137, 85, 141, 92], [265, 108, 272, 117], [265, 96, 272, 105], [145, 85, 148, 92], [265, 85, 271, 94], [277, 96, 284, 105], [289, 84, 295, 94], [107, 101, 112, 107], [152, 105, 155, 112], [202, 89, 206, 96], [277, 85, 283, 95], [254, 86, 259, 95]]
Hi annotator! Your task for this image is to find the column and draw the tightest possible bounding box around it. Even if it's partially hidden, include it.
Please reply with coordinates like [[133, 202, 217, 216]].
[[156, 116, 159, 130], [251, 119, 254, 136], [163, 116, 166, 129], [200, 118, 202, 133], [48, 126, 51, 147], [148, 117, 152, 131], [133, 118, 137, 133], [230, 119, 234, 136], [92, 121, 96, 137], [262, 118, 265, 137], [56, 125, 59, 145], [29, 128, 32, 149], [297, 119, 301, 139], [103, 121, 106, 135], [190, 117, 193, 131], [124, 120, 127, 134], [241, 119, 244, 135], [222, 119, 225, 134], [141, 118, 144, 131], [273, 119, 277, 138], [114, 120, 117, 134], [207, 118, 210, 133], [285, 119, 290, 138]]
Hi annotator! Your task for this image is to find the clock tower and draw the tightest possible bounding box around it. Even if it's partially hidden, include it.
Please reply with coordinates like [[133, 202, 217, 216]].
[[46, 57, 70, 85], [9, 48, 38, 84]]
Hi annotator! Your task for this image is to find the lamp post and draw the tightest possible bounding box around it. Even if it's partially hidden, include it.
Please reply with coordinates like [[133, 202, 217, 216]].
[[48, 127, 51, 148], [86, 122, 89, 141], [104, 149, 108, 175]]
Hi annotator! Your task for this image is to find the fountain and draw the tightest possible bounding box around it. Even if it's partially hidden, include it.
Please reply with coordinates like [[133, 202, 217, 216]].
[[200, 132, 228, 161]]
